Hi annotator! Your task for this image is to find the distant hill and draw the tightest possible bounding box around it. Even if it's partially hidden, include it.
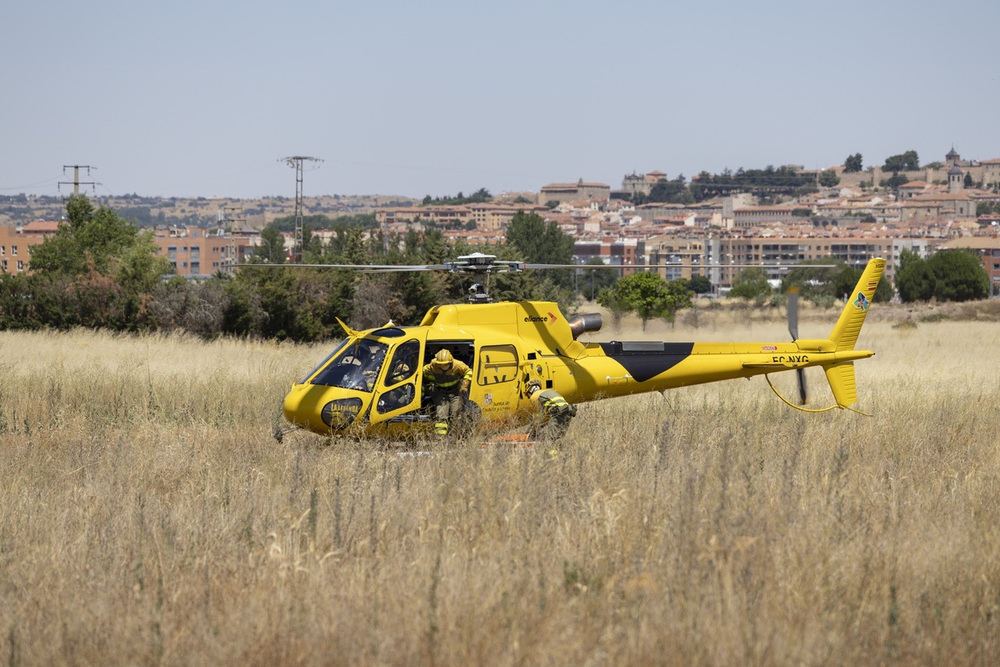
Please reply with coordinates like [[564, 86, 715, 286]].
[[0, 193, 418, 229]]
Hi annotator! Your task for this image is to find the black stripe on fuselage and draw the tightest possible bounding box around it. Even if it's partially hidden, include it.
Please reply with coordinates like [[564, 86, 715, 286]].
[[598, 342, 694, 383]]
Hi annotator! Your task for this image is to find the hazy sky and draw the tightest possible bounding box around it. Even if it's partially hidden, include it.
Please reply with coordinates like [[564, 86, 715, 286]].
[[3, 0, 998, 200]]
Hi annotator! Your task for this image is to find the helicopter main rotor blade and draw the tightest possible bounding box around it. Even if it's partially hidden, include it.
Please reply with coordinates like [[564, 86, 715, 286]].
[[242, 261, 840, 272], [525, 263, 839, 270], [240, 263, 447, 272]]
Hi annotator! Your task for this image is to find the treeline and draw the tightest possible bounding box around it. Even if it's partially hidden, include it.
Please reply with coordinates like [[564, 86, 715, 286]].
[[421, 188, 492, 206], [267, 213, 377, 233], [0, 199, 580, 342], [633, 166, 820, 205], [1, 197, 991, 342], [726, 251, 990, 305], [631, 150, 938, 205]]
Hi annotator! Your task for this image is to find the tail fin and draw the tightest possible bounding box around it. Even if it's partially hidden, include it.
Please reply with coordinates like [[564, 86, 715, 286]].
[[828, 258, 886, 351], [822, 257, 885, 409]]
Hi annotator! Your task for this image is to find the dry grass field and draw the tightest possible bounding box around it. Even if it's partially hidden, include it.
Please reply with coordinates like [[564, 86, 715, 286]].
[[1, 301, 999, 666]]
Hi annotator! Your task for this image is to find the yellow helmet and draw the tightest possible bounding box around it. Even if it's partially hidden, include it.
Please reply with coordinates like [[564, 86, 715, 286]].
[[432, 349, 453, 368]]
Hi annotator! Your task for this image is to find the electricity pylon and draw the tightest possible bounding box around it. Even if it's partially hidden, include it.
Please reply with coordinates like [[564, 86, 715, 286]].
[[279, 156, 322, 260], [58, 165, 97, 198]]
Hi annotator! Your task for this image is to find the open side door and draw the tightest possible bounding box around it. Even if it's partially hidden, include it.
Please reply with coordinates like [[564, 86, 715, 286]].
[[369, 331, 427, 425]]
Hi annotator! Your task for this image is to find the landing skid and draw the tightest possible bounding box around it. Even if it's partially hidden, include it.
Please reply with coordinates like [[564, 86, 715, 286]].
[[272, 422, 302, 443]]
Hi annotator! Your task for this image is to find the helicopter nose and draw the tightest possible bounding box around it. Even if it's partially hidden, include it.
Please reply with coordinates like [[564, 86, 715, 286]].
[[283, 384, 335, 433], [282, 384, 312, 426], [283, 384, 369, 435]]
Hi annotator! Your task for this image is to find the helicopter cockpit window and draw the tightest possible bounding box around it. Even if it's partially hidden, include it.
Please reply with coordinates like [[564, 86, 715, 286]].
[[386, 339, 419, 386], [309, 339, 388, 393], [477, 344, 518, 385], [370, 327, 407, 338], [301, 339, 350, 384]]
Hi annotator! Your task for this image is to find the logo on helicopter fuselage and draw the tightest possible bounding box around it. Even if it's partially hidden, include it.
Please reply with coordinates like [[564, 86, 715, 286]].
[[524, 316, 548, 323]]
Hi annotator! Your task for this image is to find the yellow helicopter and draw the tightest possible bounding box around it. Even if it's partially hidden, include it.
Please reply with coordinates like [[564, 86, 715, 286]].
[[269, 253, 886, 442]]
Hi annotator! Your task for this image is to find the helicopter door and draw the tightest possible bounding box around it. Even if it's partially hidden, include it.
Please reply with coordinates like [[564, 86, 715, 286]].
[[370, 336, 425, 424], [476, 344, 522, 423]]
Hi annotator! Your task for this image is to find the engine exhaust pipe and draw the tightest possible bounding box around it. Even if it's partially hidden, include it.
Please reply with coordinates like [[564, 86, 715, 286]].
[[567, 313, 603, 339]]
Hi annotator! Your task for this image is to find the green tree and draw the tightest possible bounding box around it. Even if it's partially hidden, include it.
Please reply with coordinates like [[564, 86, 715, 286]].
[[884, 150, 919, 172], [895, 255, 937, 302], [686, 275, 713, 294], [505, 210, 574, 296], [818, 170, 840, 188], [30, 195, 168, 286], [658, 279, 695, 324], [253, 225, 286, 264], [579, 258, 619, 301], [886, 173, 909, 189], [646, 175, 692, 204], [928, 250, 989, 301], [597, 271, 693, 331], [844, 153, 863, 173], [895, 249, 987, 303], [828, 264, 893, 303], [21, 195, 171, 332], [729, 267, 772, 302], [506, 210, 572, 265], [898, 247, 920, 272], [783, 257, 849, 304]]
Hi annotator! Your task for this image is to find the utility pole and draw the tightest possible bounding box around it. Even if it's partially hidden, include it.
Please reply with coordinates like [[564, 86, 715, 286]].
[[279, 156, 322, 260], [58, 165, 97, 198]]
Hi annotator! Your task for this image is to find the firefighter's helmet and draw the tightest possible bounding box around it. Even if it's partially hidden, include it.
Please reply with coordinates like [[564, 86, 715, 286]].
[[526, 378, 542, 394], [432, 349, 454, 368]]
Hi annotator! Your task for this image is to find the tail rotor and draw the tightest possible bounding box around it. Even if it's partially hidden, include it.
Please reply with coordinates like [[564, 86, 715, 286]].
[[787, 287, 808, 405]]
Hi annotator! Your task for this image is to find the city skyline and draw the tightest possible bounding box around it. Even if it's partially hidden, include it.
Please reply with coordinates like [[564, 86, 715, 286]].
[[3, 0, 999, 200]]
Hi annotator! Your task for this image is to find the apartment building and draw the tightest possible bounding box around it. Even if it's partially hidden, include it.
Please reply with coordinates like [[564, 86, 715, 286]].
[[646, 236, 710, 281], [708, 236, 935, 287], [152, 227, 240, 277], [574, 238, 643, 275], [0, 222, 58, 275], [375, 203, 545, 231]]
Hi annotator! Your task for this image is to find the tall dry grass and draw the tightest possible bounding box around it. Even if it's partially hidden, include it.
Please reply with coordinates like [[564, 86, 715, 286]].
[[1, 312, 999, 666]]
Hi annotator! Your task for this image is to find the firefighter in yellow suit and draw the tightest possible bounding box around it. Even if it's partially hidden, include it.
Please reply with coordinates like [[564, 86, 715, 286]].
[[526, 378, 576, 441], [422, 349, 473, 438]]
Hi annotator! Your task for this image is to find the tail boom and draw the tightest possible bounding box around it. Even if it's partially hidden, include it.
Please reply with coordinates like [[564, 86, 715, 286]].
[[559, 258, 886, 410]]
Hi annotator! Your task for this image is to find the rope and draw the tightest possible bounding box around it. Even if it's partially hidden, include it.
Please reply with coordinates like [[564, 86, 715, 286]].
[[764, 374, 870, 416]]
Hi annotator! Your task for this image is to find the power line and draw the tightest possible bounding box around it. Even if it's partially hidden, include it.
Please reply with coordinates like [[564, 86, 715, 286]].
[[0, 174, 64, 192]]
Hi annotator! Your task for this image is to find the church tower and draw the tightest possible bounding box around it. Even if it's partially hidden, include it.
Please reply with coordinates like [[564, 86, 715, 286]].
[[948, 164, 964, 193]]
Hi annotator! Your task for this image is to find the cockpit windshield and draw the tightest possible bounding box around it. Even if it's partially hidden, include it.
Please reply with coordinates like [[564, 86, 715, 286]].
[[309, 339, 388, 393]]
